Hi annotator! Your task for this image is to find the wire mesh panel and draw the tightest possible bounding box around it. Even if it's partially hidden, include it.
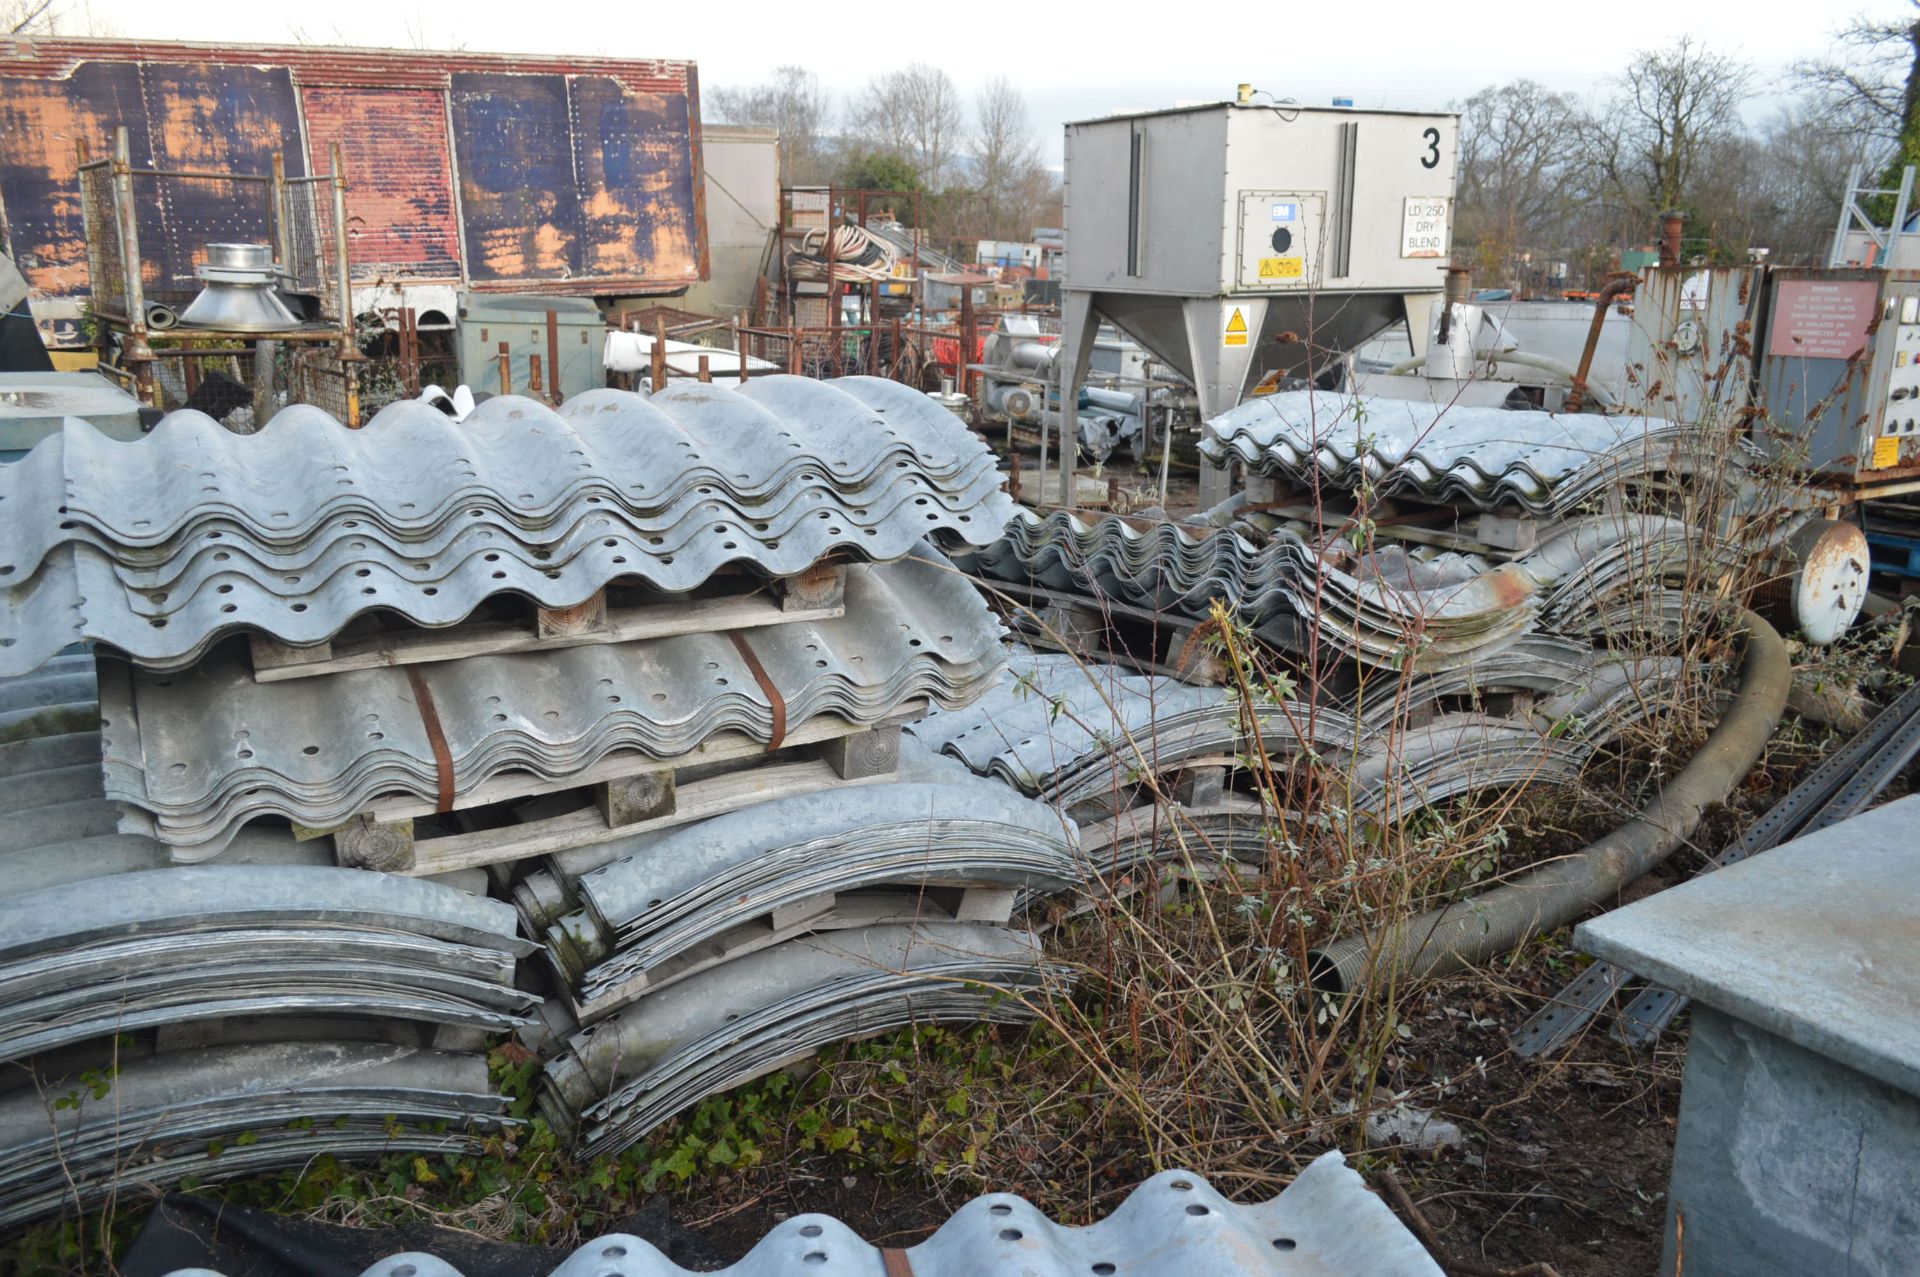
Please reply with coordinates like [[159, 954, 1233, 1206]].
[[283, 175, 345, 322], [77, 161, 127, 319]]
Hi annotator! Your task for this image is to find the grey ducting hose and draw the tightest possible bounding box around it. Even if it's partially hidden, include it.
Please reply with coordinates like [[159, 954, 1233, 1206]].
[[1309, 607, 1790, 996], [1381, 349, 1620, 408]]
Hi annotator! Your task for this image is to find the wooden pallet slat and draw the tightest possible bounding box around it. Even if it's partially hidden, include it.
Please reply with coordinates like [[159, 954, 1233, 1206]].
[[251, 586, 845, 683], [330, 710, 921, 875]]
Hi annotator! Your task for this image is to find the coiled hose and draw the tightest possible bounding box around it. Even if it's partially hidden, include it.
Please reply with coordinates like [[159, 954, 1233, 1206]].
[[1309, 607, 1790, 995]]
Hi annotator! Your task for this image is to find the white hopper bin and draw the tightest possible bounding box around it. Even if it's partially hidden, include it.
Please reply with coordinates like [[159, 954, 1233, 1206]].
[[1055, 99, 1460, 502]]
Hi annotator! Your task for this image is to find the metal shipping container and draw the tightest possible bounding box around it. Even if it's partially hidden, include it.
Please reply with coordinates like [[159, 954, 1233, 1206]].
[[0, 37, 708, 347]]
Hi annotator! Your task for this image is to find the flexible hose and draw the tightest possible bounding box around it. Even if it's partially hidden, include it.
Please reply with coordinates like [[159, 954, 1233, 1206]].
[[1379, 349, 1620, 408], [1308, 607, 1790, 996]]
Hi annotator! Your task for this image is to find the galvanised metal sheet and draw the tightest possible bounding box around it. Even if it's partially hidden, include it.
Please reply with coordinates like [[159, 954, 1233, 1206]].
[[547, 778, 1084, 1000], [282, 1151, 1442, 1277]]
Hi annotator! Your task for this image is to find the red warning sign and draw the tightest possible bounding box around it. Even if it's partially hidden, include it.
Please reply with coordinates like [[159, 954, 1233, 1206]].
[[1767, 280, 1878, 360]]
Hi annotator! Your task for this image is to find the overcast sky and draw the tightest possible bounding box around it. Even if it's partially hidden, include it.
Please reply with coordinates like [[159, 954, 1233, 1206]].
[[63, 0, 1887, 164]]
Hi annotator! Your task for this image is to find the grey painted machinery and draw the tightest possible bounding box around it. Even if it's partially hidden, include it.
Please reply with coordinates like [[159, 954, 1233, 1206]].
[[1054, 96, 1460, 503]]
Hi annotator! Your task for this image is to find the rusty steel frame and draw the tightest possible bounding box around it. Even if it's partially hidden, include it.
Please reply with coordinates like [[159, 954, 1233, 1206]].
[[76, 125, 361, 423]]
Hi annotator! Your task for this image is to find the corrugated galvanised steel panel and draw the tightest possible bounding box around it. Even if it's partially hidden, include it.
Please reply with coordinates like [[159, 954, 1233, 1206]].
[[97, 553, 1006, 848], [0, 36, 705, 309], [209, 1152, 1443, 1277], [0, 378, 1015, 675], [544, 777, 1084, 1003], [0, 863, 536, 1062], [1200, 391, 1709, 514]]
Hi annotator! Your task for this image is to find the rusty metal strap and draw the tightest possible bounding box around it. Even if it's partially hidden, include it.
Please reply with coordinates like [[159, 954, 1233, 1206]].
[[881, 1249, 914, 1277], [402, 665, 456, 812], [726, 629, 786, 751]]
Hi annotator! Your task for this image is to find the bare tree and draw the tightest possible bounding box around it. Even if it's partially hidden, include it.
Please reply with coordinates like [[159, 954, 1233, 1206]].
[[1453, 80, 1590, 286], [1797, 6, 1919, 147], [972, 77, 1047, 239], [1746, 100, 1883, 260], [852, 64, 965, 190], [1590, 37, 1753, 219], [708, 66, 834, 186], [5, 0, 110, 33]]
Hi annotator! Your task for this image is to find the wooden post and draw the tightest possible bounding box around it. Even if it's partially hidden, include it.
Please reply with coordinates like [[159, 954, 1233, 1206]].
[[529, 353, 544, 397], [781, 562, 846, 612], [545, 308, 563, 404], [736, 322, 750, 382], [497, 341, 512, 395], [596, 771, 676, 827], [651, 317, 668, 392], [822, 724, 901, 780], [697, 354, 711, 383], [537, 588, 608, 639], [334, 813, 416, 872]]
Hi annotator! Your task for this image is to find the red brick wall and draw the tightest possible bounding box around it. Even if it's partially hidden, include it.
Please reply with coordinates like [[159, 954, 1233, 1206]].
[[300, 86, 461, 281]]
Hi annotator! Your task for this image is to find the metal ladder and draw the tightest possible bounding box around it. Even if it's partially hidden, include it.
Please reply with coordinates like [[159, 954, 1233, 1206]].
[[1830, 162, 1918, 266]]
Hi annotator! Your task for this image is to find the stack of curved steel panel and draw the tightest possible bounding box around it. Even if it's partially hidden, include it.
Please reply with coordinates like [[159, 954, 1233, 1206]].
[[0, 654, 99, 742], [0, 377, 1015, 675], [965, 508, 1706, 673], [162, 1152, 1443, 1277], [0, 1039, 509, 1230], [904, 652, 1366, 809], [914, 649, 1687, 838], [0, 865, 537, 1063], [0, 664, 522, 1230], [1201, 391, 1706, 514], [537, 924, 1061, 1158], [536, 777, 1084, 1012], [99, 554, 1006, 850], [508, 733, 984, 931]]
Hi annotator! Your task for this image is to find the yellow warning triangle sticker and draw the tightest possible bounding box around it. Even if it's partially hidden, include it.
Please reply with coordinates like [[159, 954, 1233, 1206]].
[[1225, 309, 1248, 334]]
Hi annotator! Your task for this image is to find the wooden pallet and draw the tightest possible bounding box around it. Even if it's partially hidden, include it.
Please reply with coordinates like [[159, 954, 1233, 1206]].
[[1240, 476, 1536, 559], [564, 886, 1020, 1025], [973, 576, 1228, 685], [250, 564, 848, 682], [326, 706, 916, 876]]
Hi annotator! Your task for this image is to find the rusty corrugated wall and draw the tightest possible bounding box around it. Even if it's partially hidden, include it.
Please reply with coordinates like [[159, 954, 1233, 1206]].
[[0, 37, 705, 316]]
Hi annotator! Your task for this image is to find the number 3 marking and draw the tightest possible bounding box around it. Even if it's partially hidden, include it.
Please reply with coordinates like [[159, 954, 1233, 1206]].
[[1421, 127, 1440, 169]]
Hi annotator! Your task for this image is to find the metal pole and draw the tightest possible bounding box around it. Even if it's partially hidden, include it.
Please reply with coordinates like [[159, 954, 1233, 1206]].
[[545, 308, 563, 404], [1157, 394, 1173, 509], [1891, 167, 1916, 268], [1829, 164, 1863, 268], [330, 142, 353, 346], [958, 284, 975, 400], [110, 126, 156, 406], [270, 151, 294, 272]]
